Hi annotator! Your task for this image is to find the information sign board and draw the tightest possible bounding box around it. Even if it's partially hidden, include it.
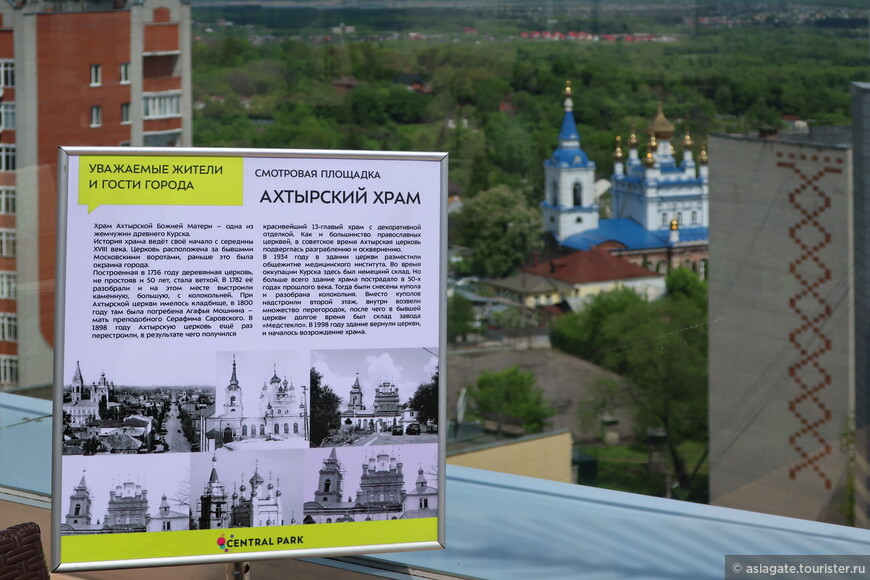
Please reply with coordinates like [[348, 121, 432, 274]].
[[52, 148, 446, 571]]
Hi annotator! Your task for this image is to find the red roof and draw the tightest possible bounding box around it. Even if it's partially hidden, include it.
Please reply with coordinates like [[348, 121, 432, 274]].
[[522, 248, 661, 285]]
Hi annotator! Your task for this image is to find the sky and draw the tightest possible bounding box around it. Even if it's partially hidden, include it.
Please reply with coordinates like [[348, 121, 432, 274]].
[[311, 347, 438, 406]]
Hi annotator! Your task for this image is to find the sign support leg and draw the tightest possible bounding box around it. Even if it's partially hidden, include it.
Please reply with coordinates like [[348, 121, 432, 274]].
[[227, 561, 251, 580]]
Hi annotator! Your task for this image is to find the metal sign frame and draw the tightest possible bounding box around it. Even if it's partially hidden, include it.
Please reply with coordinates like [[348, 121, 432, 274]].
[[52, 147, 447, 572]]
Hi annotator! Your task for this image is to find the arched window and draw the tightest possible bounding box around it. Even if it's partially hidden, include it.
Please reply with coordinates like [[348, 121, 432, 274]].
[[250, 424, 256, 437], [259, 425, 265, 435], [661, 213, 667, 226], [326, 518, 332, 524], [229, 395, 236, 406], [274, 423, 279, 434], [242, 425, 247, 437], [324, 479, 331, 493], [294, 423, 299, 433], [74, 504, 81, 516], [284, 423, 289, 434], [691, 210, 698, 224], [551, 180, 559, 205], [573, 182, 583, 206]]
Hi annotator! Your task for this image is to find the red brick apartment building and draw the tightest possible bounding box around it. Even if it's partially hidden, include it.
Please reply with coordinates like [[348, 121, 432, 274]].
[[0, 0, 191, 389]]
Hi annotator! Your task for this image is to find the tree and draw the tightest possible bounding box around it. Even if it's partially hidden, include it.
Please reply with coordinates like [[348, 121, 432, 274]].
[[467, 366, 555, 433], [455, 185, 542, 278], [447, 293, 476, 343], [598, 296, 708, 499], [408, 371, 439, 425], [550, 286, 647, 365], [665, 266, 707, 311], [309, 368, 342, 447]]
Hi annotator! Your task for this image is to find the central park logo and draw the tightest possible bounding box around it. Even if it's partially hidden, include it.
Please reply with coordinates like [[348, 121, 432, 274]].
[[216, 533, 304, 552]]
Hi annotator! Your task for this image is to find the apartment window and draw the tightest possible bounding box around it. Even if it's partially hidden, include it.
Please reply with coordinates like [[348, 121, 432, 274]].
[[0, 355, 17, 385], [0, 188, 15, 215], [0, 145, 15, 172], [90, 64, 102, 86], [0, 229, 16, 257], [0, 103, 15, 131], [143, 92, 181, 119], [90, 106, 102, 128], [120, 62, 130, 84], [121, 103, 130, 125], [0, 272, 15, 298], [0, 60, 14, 88], [0, 313, 17, 342]]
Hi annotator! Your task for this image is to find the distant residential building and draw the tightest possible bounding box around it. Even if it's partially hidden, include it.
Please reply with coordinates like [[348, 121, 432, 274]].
[[708, 125, 854, 525], [542, 83, 708, 274], [483, 247, 665, 310], [1, 0, 193, 390]]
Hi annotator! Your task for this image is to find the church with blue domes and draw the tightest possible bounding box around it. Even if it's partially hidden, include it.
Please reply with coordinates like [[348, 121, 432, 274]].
[[542, 83, 709, 275]]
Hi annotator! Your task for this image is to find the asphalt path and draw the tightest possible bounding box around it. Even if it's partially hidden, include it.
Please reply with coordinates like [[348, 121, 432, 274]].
[[163, 403, 191, 452]]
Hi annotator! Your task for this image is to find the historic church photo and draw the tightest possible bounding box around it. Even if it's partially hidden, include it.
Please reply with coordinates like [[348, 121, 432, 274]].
[[60, 453, 191, 535], [302, 444, 438, 524], [189, 449, 305, 530], [311, 347, 439, 446], [202, 350, 310, 452]]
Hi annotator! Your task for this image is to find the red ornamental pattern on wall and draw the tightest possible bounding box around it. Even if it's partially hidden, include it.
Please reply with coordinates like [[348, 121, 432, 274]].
[[778, 159, 840, 490]]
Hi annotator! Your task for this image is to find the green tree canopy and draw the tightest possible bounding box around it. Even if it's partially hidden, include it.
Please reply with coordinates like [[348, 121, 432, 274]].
[[455, 185, 542, 278], [665, 266, 707, 311], [549, 286, 647, 364], [467, 366, 555, 433], [447, 293, 476, 343], [408, 371, 439, 425], [552, 279, 709, 499], [310, 367, 342, 447]]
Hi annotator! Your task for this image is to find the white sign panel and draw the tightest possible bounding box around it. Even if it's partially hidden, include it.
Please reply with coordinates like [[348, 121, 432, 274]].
[[52, 148, 446, 571]]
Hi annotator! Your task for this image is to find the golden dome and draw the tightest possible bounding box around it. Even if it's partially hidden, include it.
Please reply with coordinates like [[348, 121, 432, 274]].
[[683, 128, 694, 149], [698, 141, 708, 165], [564, 80, 573, 97], [670, 218, 679, 231], [613, 135, 625, 162], [627, 125, 639, 149], [643, 150, 655, 168], [647, 129, 657, 151], [649, 102, 675, 140]]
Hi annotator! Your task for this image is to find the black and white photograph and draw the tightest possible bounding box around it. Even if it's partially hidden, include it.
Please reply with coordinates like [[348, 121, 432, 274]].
[[310, 347, 439, 447], [302, 444, 438, 524], [60, 357, 216, 456], [60, 453, 192, 535], [190, 449, 305, 529], [202, 351, 310, 452]]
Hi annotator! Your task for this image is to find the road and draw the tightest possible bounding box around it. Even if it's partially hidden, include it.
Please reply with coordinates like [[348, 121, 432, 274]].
[[162, 402, 191, 453], [350, 431, 438, 446]]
